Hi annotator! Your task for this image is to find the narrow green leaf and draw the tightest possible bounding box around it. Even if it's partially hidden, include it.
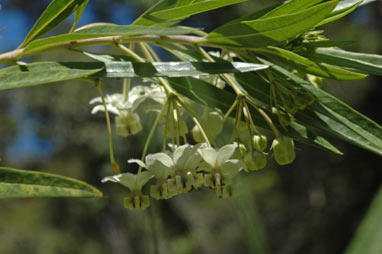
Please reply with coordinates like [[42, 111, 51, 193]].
[[256, 46, 367, 80], [306, 48, 382, 75], [346, 187, 382, 254], [74, 24, 198, 35], [263, 61, 382, 156], [169, 76, 342, 154], [303, 40, 357, 48], [0, 167, 102, 198], [89, 61, 269, 78], [70, 0, 89, 32], [0, 62, 102, 90], [260, 0, 324, 19], [133, 0, 247, 26], [22, 25, 198, 55], [0, 61, 268, 90], [316, 0, 362, 26], [20, 0, 87, 47], [206, 1, 338, 48]]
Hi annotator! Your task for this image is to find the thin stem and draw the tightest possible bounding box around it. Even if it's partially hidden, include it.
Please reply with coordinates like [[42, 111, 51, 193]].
[[144, 43, 161, 62], [95, 80, 120, 174], [116, 43, 145, 62], [122, 78, 131, 100], [195, 45, 245, 96], [147, 200, 159, 254], [176, 97, 212, 147], [139, 42, 154, 62], [243, 102, 254, 151], [232, 99, 242, 142], [139, 99, 169, 174], [223, 99, 238, 122], [247, 99, 280, 137]]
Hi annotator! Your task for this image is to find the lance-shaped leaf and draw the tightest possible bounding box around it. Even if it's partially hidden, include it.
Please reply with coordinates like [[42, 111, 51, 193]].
[[0, 61, 268, 90], [70, 0, 89, 32], [206, 1, 337, 48], [0, 62, 102, 90], [264, 61, 382, 156], [168, 76, 342, 154], [0, 167, 102, 198], [19, 0, 88, 48], [22, 25, 199, 56], [304, 48, 382, 75], [256, 46, 367, 80], [133, 0, 247, 26]]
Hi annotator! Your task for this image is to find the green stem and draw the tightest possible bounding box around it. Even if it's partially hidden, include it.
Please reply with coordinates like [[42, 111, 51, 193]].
[[147, 200, 159, 254], [223, 99, 238, 122], [122, 78, 131, 100], [95, 80, 120, 175], [176, 97, 212, 147], [138, 99, 169, 174], [247, 99, 280, 137], [116, 43, 145, 62]]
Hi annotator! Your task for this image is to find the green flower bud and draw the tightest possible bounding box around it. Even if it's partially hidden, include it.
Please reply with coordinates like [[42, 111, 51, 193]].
[[115, 112, 142, 137], [191, 125, 205, 143], [252, 134, 268, 152], [244, 150, 267, 170], [163, 120, 189, 137], [272, 136, 296, 165]]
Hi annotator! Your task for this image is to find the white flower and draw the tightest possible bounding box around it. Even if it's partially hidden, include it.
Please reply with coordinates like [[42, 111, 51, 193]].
[[102, 171, 154, 209], [90, 84, 166, 116], [198, 143, 243, 188]]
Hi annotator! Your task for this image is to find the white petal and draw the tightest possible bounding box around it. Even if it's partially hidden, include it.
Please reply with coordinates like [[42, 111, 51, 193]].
[[128, 159, 146, 168], [198, 147, 218, 167], [217, 143, 238, 167]]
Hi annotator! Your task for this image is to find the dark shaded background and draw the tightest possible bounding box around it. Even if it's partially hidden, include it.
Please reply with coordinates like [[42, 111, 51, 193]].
[[0, 0, 381, 253]]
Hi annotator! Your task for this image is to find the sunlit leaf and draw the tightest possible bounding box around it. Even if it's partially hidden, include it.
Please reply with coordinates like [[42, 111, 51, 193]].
[[70, 0, 89, 32], [22, 25, 198, 56], [0, 167, 102, 198], [256, 46, 367, 80], [206, 1, 337, 48], [19, 0, 88, 47], [0, 62, 102, 90], [133, 0, 247, 26], [305, 48, 382, 75]]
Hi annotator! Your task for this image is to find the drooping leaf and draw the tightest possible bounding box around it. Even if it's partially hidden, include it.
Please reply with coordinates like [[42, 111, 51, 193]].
[[22, 25, 199, 56], [19, 0, 88, 48], [304, 48, 382, 75], [0, 167, 102, 198], [70, 0, 89, 32], [346, 187, 382, 254], [133, 0, 247, 26], [256, 46, 367, 80], [168, 76, 342, 154], [263, 60, 382, 156], [0, 62, 102, 90], [206, 1, 337, 48], [0, 61, 268, 90]]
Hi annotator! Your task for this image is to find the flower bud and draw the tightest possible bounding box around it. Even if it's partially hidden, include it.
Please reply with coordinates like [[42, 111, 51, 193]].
[[252, 134, 268, 152], [272, 136, 296, 165], [244, 150, 267, 170], [191, 125, 205, 143]]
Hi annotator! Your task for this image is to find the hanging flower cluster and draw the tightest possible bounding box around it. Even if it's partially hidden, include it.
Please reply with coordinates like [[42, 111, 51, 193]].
[[92, 48, 298, 210]]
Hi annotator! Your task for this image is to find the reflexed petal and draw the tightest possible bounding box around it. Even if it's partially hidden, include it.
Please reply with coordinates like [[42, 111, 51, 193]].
[[128, 159, 146, 168]]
